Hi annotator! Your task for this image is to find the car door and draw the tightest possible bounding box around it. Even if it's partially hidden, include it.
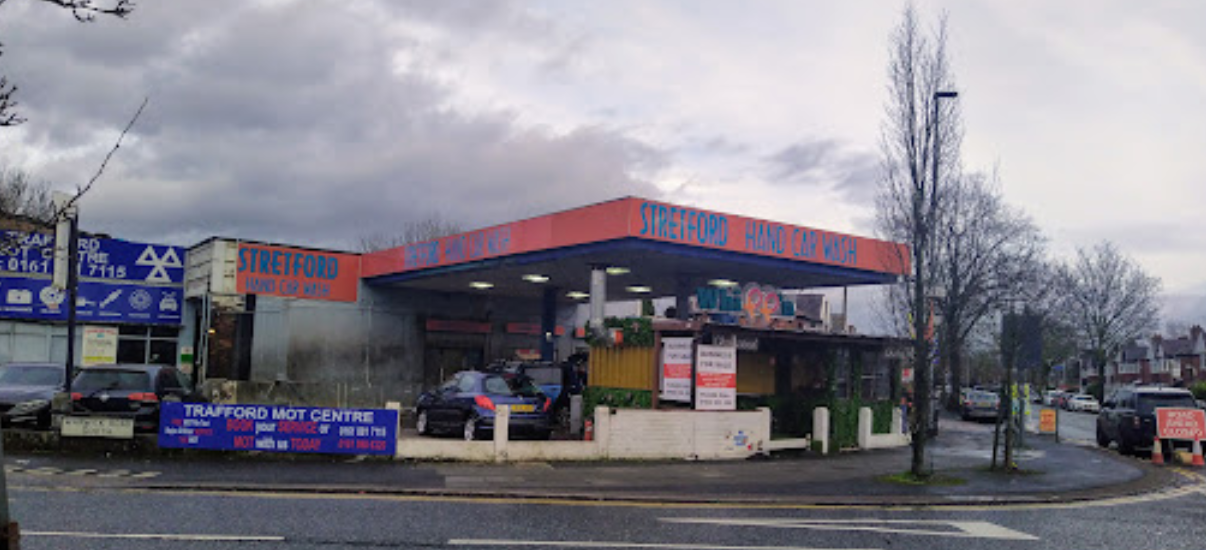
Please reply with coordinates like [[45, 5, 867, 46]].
[[428, 375, 462, 428]]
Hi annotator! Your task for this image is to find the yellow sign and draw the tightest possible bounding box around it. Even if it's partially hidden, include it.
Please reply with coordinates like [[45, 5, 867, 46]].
[[1040, 409, 1057, 434]]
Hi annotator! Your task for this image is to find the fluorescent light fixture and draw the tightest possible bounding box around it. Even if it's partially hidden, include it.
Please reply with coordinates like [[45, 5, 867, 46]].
[[626, 285, 652, 294], [709, 279, 738, 288], [566, 291, 589, 299], [468, 281, 494, 290], [522, 274, 550, 283], [605, 266, 630, 276]]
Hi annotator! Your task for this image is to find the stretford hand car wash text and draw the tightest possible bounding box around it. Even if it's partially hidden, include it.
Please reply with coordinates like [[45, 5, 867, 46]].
[[238, 247, 341, 299]]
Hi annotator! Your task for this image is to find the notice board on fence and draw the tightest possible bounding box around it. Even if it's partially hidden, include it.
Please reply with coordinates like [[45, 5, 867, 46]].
[[158, 402, 398, 455], [695, 344, 736, 411], [661, 337, 693, 402]]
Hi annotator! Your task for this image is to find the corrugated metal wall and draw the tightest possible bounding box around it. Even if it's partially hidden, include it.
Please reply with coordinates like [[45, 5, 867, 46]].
[[589, 345, 656, 390]]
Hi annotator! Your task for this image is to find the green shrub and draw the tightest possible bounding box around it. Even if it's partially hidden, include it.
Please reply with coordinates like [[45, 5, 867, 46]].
[[584, 317, 654, 348], [1190, 381, 1206, 401], [583, 386, 652, 420]]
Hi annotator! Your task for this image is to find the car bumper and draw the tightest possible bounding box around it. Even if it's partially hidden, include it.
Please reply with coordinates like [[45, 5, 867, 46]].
[[963, 407, 998, 419]]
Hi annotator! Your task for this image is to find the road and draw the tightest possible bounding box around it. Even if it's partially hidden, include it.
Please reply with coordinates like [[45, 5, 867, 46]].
[[6, 467, 1205, 550], [1046, 405, 1099, 445]]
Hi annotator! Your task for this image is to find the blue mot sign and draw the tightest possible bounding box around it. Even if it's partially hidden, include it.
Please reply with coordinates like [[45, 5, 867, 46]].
[[158, 402, 398, 456], [0, 230, 185, 325]]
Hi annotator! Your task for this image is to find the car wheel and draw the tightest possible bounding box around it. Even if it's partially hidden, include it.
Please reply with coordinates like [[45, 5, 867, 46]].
[[417, 410, 430, 436], [1118, 438, 1134, 456], [1096, 426, 1110, 448], [463, 415, 479, 441]]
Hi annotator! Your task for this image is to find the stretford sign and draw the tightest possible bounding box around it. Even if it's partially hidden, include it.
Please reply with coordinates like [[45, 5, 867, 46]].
[[236, 243, 360, 302], [361, 198, 909, 278], [158, 403, 397, 455], [1156, 408, 1206, 441]]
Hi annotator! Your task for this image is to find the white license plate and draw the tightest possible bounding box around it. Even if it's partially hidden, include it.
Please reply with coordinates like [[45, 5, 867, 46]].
[[61, 416, 135, 439]]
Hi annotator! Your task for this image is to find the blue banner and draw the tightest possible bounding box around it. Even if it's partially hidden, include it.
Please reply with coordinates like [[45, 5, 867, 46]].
[[158, 402, 398, 456], [0, 230, 185, 285], [0, 276, 183, 325]]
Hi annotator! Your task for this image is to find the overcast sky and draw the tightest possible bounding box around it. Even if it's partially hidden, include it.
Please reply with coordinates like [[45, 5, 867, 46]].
[[2, 0, 1204, 324]]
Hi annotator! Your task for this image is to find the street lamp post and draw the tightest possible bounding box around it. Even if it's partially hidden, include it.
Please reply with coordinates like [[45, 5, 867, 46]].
[[911, 90, 957, 477]]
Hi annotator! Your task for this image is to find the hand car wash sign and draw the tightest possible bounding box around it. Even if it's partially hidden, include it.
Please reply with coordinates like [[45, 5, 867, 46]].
[[236, 244, 360, 302]]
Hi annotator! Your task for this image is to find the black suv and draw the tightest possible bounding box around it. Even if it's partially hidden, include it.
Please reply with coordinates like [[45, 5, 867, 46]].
[[1096, 386, 1198, 455], [70, 364, 204, 432]]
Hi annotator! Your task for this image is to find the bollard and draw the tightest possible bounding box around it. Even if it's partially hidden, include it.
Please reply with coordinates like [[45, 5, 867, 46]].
[[1151, 436, 1164, 465]]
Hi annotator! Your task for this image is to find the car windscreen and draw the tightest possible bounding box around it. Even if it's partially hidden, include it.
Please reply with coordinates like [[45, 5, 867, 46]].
[[522, 367, 562, 386], [1137, 393, 1197, 415], [0, 365, 63, 386], [73, 370, 152, 393], [482, 375, 542, 397]]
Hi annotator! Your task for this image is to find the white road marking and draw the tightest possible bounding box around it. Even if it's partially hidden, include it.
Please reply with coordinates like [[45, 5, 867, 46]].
[[97, 469, 130, 478], [660, 518, 1038, 541], [450, 540, 879, 550], [24, 530, 285, 542], [129, 471, 161, 479], [65, 469, 98, 476]]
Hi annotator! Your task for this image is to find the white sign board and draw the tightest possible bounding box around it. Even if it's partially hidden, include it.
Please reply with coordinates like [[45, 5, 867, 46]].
[[695, 344, 737, 411], [661, 337, 693, 402], [60, 416, 134, 439], [81, 325, 119, 366]]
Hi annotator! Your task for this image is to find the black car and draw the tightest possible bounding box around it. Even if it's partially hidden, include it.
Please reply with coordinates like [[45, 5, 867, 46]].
[[70, 364, 202, 432], [415, 370, 552, 441], [486, 360, 584, 427], [1096, 386, 1198, 455], [0, 362, 66, 429]]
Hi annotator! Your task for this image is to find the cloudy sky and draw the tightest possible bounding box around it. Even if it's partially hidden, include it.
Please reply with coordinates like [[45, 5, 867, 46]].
[[2, 0, 1204, 323]]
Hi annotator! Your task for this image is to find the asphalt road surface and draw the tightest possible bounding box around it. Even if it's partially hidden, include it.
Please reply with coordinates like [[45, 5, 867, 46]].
[[7, 469, 1206, 550]]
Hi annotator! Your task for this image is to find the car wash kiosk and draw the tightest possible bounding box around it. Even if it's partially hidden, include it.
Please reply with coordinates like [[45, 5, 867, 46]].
[[354, 197, 911, 419]]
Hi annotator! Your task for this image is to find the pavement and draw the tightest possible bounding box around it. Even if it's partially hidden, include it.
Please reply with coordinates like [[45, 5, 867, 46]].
[[5, 414, 1195, 507]]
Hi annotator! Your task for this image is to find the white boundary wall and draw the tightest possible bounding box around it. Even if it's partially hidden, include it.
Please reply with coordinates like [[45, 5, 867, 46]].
[[397, 406, 772, 462]]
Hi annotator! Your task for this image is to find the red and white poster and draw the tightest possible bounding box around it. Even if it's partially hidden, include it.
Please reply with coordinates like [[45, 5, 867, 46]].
[[661, 338, 693, 402], [1156, 408, 1206, 441], [695, 344, 737, 411]]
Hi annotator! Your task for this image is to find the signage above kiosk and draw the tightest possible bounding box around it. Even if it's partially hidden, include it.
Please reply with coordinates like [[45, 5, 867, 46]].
[[361, 198, 909, 281]]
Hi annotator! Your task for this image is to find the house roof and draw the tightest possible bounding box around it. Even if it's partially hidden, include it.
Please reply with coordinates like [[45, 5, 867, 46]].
[[1121, 344, 1148, 362], [1161, 337, 1193, 357]]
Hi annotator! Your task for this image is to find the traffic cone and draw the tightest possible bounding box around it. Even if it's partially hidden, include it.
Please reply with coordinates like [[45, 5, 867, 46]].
[[1151, 437, 1164, 465], [1192, 439, 1204, 468]]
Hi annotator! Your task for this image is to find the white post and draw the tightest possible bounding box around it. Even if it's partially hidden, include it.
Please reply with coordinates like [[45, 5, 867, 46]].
[[594, 406, 612, 458], [858, 407, 873, 449], [813, 407, 830, 455], [494, 405, 510, 463], [892, 406, 904, 436]]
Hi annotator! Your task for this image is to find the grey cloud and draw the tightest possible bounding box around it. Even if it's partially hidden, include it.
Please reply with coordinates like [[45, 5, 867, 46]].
[[0, 1, 662, 249], [765, 138, 880, 203]]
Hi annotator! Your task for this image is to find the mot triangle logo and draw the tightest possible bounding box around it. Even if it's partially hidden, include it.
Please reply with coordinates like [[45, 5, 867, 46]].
[[136, 246, 183, 283]]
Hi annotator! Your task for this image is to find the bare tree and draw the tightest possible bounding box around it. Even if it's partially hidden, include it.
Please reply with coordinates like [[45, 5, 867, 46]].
[[933, 171, 1046, 410], [357, 215, 463, 252], [874, 3, 961, 479], [0, 167, 56, 225], [0, 0, 133, 126], [1056, 241, 1162, 371]]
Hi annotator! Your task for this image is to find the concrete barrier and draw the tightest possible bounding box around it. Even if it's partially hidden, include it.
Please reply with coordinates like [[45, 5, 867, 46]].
[[857, 406, 910, 450], [395, 406, 773, 462]]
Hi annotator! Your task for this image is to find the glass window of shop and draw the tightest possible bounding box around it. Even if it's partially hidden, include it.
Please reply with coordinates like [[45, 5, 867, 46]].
[[116, 325, 179, 365]]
